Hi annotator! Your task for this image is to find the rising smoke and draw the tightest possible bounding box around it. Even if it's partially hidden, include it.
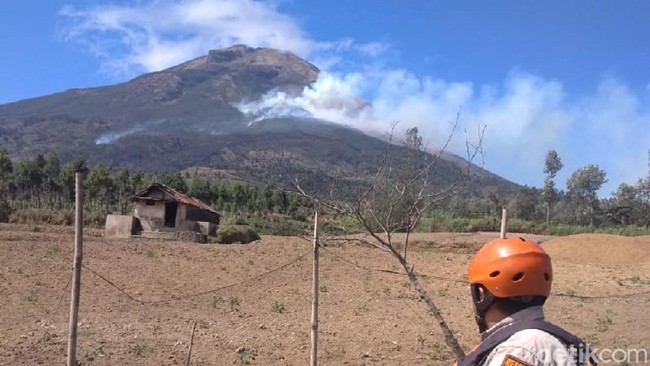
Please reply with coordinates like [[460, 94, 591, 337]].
[[238, 72, 372, 127], [236, 69, 650, 194], [237, 69, 480, 148], [95, 125, 147, 144]]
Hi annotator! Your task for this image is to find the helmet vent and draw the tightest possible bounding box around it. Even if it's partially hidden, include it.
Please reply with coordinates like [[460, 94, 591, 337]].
[[489, 271, 500, 278], [512, 272, 525, 282], [544, 273, 550, 281]]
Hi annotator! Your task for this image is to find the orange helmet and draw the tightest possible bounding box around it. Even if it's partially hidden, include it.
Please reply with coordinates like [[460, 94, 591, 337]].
[[468, 236, 552, 298], [468, 237, 553, 333]]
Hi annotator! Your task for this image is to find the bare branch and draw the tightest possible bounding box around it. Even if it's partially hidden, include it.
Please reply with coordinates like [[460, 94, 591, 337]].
[[293, 110, 486, 360]]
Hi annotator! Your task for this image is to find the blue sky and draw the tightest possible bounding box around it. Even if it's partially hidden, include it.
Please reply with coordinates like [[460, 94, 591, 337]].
[[1, 0, 649, 196]]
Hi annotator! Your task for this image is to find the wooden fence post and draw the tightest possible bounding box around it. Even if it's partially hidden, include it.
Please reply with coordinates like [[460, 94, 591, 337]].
[[67, 172, 84, 366], [185, 320, 198, 366], [310, 211, 320, 366], [500, 208, 508, 239]]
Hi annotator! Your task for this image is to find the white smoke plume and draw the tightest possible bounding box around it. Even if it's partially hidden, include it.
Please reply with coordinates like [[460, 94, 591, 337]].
[[238, 72, 372, 126], [238, 70, 650, 196], [95, 125, 146, 144]]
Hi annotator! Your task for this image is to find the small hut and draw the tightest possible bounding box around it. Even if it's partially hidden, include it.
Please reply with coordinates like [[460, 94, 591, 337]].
[[131, 183, 219, 237], [105, 183, 219, 242]]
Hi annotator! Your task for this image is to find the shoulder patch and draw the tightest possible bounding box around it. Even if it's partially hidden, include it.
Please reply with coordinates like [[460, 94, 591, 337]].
[[501, 354, 533, 366]]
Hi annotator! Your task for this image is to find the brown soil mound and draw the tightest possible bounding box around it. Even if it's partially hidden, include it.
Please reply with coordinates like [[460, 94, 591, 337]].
[[542, 233, 650, 270]]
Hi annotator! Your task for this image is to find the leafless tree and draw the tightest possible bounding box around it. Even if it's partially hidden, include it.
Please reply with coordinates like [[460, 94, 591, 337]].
[[295, 110, 486, 359]]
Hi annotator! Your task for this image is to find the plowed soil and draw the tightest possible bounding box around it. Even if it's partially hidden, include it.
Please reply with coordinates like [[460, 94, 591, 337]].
[[1, 224, 648, 365]]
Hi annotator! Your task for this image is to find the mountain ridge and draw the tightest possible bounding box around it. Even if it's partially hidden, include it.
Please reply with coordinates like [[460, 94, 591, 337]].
[[0, 45, 519, 195]]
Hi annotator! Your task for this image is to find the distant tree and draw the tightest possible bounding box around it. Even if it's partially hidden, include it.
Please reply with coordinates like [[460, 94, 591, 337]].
[[487, 190, 503, 216], [611, 180, 650, 226], [60, 159, 89, 207], [467, 196, 492, 217], [636, 179, 650, 226], [566, 164, 607, 226], [259, 185, 274, 213], [86, 163, 114, 212], [114, 169, 133, 214], [272, 190, 290, 214], [158, 171, 188, 193], [233, 184, 250, 211], [187, 176, 211, 203], [541, 150, 563, 224], [213, 184, 231, 212], [447, 195, 472, 217], [0, 146, 12, 221], [13, 157, 45, 207], [42, 152, 61, 209], [608, 183, 636, 225], [0, 147, 12, 193], [513, 186, 541, 221]]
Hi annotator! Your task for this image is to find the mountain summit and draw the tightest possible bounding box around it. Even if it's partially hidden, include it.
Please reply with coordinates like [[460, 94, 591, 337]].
[[169, 44, 319, 101]]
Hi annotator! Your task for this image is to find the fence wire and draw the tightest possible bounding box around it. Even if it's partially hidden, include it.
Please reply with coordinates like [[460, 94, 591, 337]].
[[82, 248, 311, 306]]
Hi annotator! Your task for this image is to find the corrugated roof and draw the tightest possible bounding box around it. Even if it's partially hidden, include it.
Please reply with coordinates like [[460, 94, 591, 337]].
[[131, 183, 219, 215]]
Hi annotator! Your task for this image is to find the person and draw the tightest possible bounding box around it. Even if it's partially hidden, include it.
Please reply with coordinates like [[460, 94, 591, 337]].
[[457, 236, 597, 366]]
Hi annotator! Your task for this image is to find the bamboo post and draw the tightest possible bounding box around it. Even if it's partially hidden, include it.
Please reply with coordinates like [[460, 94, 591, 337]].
[[185, 320, 197, 366], [67, 173, 84, 366], [310, 211, 320, 366], [500, 208, 508, 239]]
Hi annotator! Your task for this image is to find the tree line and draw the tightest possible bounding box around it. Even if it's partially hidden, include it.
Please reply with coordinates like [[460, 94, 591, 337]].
[[437, 149, 650, 228], [0, 147, 313, 224], [0, 145, 648, 230]]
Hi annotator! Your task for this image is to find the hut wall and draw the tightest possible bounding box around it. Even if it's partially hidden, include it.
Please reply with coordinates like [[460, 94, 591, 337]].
[[134, 201, 165, 231], [177, 204, 186, 227], [175, 205, 200, 231], [186, 206, 220, 224], [105, 215, 135, 238]]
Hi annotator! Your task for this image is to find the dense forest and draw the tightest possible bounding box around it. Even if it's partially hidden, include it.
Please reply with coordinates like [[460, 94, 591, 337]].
[[0, 146, 648, 235]]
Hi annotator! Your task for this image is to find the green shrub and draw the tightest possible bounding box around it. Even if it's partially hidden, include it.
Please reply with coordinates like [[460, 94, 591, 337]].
[[422, 214, 650, 236], [340, 215, 363, 230], [217, 215, 246, 226], [216, 225, 260, 244], [598, 225, 650, 236], [540, 224, 599, 236], [247, 216, 308, 236], [271, 301, 286, 313], [10, 209, 69, 225], [507, 219, 540, 234], [234, 216, 250, 225], [8, 208, 107, 227], [84, 211, 106, 228], [466, 217, 499, 232], [450, 218, 470, 232]]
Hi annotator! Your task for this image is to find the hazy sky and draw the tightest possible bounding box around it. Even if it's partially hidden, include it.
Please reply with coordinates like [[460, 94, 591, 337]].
[[1, 0, 649, 196]]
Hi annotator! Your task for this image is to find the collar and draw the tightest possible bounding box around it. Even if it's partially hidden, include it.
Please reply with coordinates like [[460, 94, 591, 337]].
[[481, 306, 545, 341]]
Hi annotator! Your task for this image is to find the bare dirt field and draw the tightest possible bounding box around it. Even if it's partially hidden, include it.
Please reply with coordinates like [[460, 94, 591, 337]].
[[1, 224, 649, 365]]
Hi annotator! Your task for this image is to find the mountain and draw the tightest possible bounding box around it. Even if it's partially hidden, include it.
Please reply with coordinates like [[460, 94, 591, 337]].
[[0, 45, 318, 154], [0, 45, 518, 194]]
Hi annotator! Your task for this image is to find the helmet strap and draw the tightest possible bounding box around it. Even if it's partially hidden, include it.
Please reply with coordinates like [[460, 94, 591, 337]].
[[470, 284, 496, 334]]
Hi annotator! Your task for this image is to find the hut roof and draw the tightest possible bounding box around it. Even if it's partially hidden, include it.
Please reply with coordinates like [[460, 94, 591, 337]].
[[131, 183, 219, 215]]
